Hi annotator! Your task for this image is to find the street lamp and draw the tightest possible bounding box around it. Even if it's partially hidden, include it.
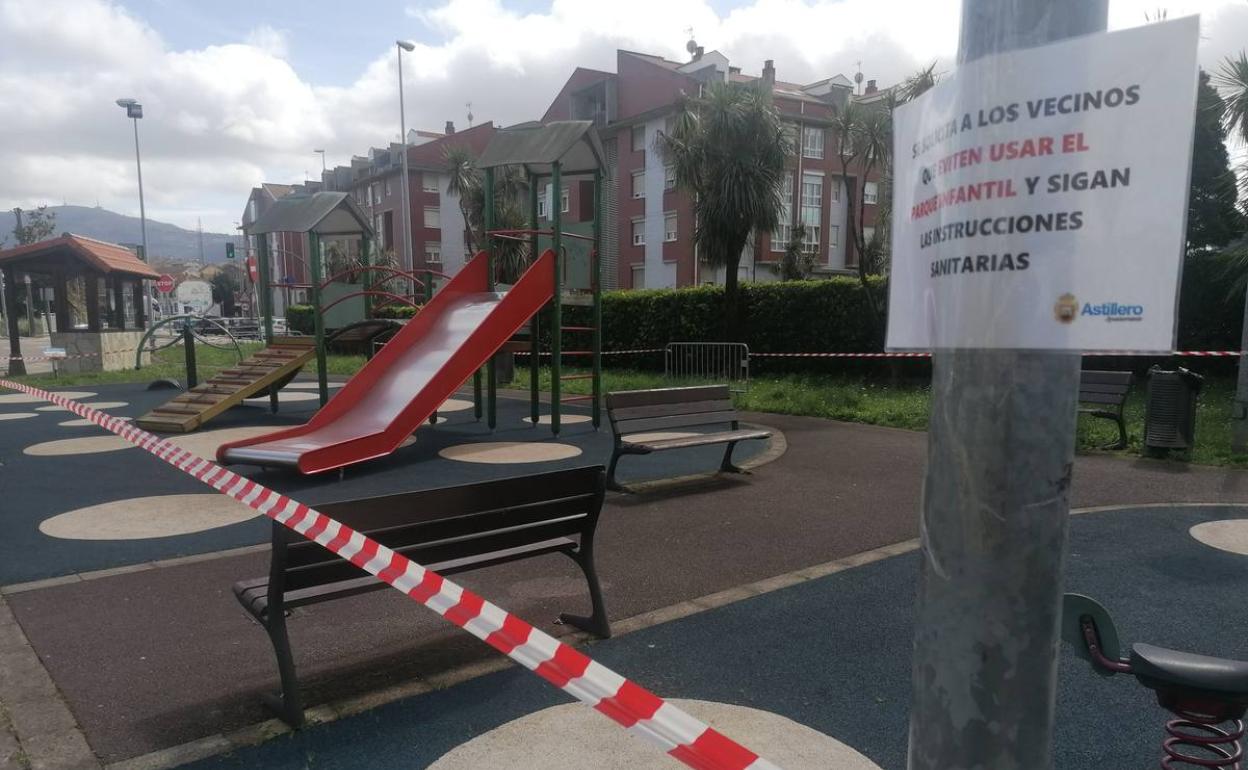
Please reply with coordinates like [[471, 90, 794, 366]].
[[395, 40, 416, 276], [313, 149, 326, 176], [114, 99, 148, 265]]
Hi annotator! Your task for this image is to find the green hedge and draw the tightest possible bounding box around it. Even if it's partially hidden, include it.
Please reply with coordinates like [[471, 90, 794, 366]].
[[285, 304, 314, 335], [374, 305, 420, 320]]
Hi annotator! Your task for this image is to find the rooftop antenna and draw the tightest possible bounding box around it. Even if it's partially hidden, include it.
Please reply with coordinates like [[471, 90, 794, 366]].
[[466, 101, 474, 127], [685, 27, 697, 57], [854, 61, 864, 95]]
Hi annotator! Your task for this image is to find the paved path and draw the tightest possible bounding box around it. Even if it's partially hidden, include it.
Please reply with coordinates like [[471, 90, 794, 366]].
[[4, 405, 1248, 766]]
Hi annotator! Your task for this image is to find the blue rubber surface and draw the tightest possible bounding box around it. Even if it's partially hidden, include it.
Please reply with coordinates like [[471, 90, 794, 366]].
[[187, 504, 1248, 770], [0, 382, 767, 584]]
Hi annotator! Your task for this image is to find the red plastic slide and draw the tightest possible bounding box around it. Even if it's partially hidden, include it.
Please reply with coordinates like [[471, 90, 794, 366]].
[[217, 250, 555, 474]]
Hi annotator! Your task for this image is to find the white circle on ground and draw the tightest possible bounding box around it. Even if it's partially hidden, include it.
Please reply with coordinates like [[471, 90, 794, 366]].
[[439, 398, 473, 413], [623, 431, 702, 443], [0, 391, 95, 405], [400, 435, 417, 448], [523, 414, 592, 425], [58, 416, 132, 427], [283, 382, 342, 390], [428, 699, 882, 770], [39, 493, 260, 540], [0, 412, 38, 421], [35, 401, 128, 413], [244, 390, 321, 404], [166, 426, 287, 460], [1190, 519, 1248, 556], [24, 435, 132, 456], [439, 441, 581, 464]]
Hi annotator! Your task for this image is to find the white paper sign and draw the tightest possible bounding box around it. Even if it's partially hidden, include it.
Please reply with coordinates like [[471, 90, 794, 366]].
[[886, 17, 1199, 351]]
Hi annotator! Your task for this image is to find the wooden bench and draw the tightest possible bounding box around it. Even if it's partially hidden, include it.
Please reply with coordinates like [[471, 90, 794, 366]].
[[233, 466, 611, 727], [1079, 370, 1134, 449], [605, 385, 771, 491]]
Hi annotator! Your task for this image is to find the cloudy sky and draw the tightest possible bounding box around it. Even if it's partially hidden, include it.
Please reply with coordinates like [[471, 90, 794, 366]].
[[1, 0, 1246, 233]]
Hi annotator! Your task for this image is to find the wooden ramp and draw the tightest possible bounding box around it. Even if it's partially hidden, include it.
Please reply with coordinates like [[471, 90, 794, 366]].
[[135, 337, 317, 433]]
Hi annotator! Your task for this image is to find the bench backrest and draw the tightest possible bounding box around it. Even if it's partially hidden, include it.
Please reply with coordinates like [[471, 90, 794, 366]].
[[269, 465, 606, 593], [1079, 370, 1133, 406], [606, 385, 738, 437]]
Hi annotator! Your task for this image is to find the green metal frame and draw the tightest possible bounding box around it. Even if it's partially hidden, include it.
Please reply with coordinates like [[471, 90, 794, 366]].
[[477, 159, 603, 437]]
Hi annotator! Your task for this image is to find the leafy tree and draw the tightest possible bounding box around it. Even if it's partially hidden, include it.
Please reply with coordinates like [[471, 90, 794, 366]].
[[442, 150, 531, 284], [444, 146, 481, 255], [1187, 70, 1245, 251], [13, 205, 57, 245], [209, 269, 237, 316], [657, 80, 788, 341], [776, 224, 816, 280], [1215, 52, 1248, 200]]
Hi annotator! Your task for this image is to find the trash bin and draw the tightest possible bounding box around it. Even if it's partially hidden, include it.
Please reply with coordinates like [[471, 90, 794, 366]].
[[1143, 366, 1203, 452]]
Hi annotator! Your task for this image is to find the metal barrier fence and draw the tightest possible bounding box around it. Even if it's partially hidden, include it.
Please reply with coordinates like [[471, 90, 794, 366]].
[[665, 342, 750, 390]]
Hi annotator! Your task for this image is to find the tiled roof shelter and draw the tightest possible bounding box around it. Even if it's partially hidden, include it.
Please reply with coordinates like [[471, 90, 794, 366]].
[[0, 234, 161, 375]]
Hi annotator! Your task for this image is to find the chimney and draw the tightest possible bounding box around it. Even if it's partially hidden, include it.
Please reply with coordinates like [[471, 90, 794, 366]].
[[445, 120, 456, 135], [762, 59, 775, 88], [694, 46, 704, 61], [865, 79, 878, 95]]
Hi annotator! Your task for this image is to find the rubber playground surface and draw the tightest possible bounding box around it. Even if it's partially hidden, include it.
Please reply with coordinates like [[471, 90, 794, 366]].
[[3, 380, 1248, 768]]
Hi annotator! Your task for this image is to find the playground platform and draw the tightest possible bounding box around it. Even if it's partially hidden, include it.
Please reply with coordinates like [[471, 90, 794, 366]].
[[3, 383, 1248, 768]]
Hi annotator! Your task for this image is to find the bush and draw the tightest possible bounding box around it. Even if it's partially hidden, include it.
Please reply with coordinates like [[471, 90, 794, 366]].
[[285, 304, 315, 335], [374, 304, 420, 320]]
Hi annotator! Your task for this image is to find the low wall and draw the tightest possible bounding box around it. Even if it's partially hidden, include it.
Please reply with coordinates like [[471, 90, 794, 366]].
[[51, 330, 151, 374]]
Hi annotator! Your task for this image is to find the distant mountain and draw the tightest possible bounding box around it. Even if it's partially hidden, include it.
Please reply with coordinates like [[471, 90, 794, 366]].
[[0, 205, 237, 263]]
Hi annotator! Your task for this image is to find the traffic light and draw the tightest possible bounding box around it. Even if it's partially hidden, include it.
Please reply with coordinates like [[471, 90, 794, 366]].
[[225, 242, 235, 259]]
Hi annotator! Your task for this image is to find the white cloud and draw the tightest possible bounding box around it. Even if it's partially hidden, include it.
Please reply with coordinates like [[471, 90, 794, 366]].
[[0, 0, 1244, 233]]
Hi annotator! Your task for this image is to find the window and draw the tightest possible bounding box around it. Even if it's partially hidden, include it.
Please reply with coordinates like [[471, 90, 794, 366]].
[[631, 264, 645, 288], [422, 174, 439, 193], [863, 226, 877, 245], [664, 165, 676, 190], [632, 171, 645, 199], [423, 207, 440, 229], [800, 173, 822, 255], [538, 191, 547, 219], [828, 225, 840, 248], [803, 127, 824, 159], [840, 133, 854, 156], [560, 187, 569, 214], [374, 215, 385, 249], [631, 219, 645, 246], [664, 212, 677, 242], [782, 123, 798, 150], [829, 178, 841, 203], [771, 171, 794, 251], [372, 182, 382, 204], [424, 242, 441, 263], [863, 181, 879, 205], [384, 178, 391, 197], [632, 125, 646, 152]]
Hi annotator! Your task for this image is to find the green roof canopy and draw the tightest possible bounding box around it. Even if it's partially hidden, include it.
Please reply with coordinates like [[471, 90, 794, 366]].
[[245, 192, 373, 237], [476, 121, 606, 176]]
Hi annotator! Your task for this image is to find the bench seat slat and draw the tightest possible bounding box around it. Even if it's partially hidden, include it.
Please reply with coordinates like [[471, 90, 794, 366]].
[[1080, 371, 1134, 386], [613, 410, 740, 436], [606, 385, 731, 410], [609, 399, 735, 422], [1079, 383, 1131, 396], [234, 537, 577, 618], [624, 429, 771, 454], [1078, 392, 1128, 406]]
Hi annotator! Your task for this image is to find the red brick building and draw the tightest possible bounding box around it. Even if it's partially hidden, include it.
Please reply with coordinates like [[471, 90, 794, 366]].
[[543, 48, 887, 289]]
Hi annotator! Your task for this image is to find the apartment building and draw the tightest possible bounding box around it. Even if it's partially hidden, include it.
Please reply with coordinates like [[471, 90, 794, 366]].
[[543, 47, 888, 290], [239, 181, 319, 316], [325, 121, 496, 279]]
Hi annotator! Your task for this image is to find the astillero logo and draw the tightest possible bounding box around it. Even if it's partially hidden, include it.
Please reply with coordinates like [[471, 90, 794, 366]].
[[1081, 301, 1145, 322]]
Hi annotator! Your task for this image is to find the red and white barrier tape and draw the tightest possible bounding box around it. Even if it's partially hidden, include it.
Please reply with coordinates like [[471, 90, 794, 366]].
[[0, 379, 778, 770], [1, 351, 104, 364]]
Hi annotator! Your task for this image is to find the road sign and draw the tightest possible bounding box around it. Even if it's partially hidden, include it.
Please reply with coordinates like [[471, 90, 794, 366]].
[[886, 17, 1199, 352], [246, 256, 258, 283], [156, 274, 175, 294]]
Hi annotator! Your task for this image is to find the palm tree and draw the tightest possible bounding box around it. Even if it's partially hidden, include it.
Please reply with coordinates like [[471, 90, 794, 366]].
[[444, 146, 482, 255], [657, 80, 788, 341], [1216, 52, 1248, 198]]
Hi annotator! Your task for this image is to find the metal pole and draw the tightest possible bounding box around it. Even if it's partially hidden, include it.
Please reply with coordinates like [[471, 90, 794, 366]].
[[551, 162, 563, 436], [396, 46, 415, 277], [591, 169, 602, 428], [906, 3, 1106, 769], [133, 118, 148, 265], [309, 233, 329, 407], [23, 274, 35, 335], [484, 166, 497, 430], [529, 173, 540, 425], [1233, 299, 1248, 451], [183, 324, 198, 389]]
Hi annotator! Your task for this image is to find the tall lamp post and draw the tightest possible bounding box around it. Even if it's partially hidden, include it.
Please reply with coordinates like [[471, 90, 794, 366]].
[[313, 149, 326, 177], [396, 40, 416, 278], [114, 99, 148, 263]]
